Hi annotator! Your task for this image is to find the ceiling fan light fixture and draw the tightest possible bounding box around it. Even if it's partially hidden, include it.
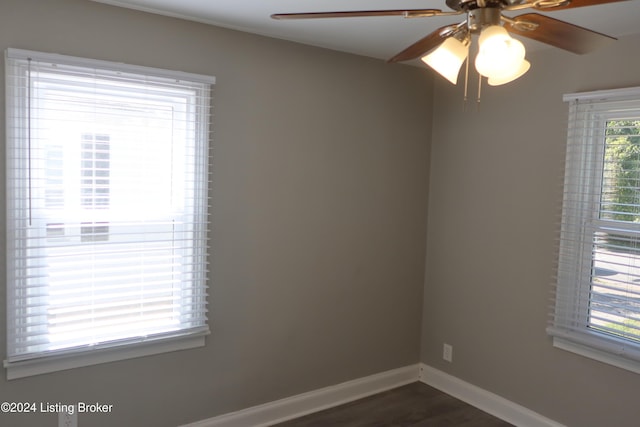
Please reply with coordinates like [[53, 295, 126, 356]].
[[477, 24, 511, 49], [475, 25, 528, 82], [272, 0, 622, 92], [487, 59, 531, 86], [421, 36, 469, 85]]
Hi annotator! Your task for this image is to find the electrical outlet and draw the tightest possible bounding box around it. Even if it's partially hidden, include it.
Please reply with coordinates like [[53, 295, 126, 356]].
[[58, 408, 77, 427], [443, 343, 453, 363]]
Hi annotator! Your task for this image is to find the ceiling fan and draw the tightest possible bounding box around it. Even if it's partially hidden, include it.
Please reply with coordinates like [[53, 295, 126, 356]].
[[272, 0, 628, 87]]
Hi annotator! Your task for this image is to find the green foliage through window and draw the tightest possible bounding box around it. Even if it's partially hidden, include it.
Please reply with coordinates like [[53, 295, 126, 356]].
[[601, 120, 640, 223]]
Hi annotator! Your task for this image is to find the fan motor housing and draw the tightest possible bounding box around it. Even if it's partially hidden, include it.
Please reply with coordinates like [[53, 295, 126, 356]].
[[467, 7, 502, 32], [446, 0, 520, 11]]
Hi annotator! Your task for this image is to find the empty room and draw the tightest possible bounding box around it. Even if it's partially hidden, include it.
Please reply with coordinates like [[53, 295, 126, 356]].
[[1, 1, 640, 426]]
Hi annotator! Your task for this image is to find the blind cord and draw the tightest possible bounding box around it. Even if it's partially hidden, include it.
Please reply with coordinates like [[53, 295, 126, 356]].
[[27, 57, 32, 225]]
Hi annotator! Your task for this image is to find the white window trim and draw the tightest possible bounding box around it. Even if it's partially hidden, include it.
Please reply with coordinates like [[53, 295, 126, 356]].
[[552, 335, 640, 376], [550, 86, 640, 374], [6, 48, 216, 85], [5, 334, 207, 380], [4, 49, 214, 379]]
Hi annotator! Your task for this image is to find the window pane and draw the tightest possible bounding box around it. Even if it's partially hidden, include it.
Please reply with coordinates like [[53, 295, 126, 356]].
[[600, 120, 640, 222], [592, 119, 640, 342], [589, 231, 640, 342]]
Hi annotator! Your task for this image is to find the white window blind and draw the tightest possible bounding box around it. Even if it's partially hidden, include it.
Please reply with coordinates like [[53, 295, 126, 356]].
[[4, 49, 213, 377], [551, 87, 640, 372]]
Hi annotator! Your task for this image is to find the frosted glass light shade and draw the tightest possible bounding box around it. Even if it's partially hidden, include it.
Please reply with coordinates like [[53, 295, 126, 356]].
[[488, 59, 530, 86], [421, 37, 469, 85], [477, 25, 511, 51], [475, 25, 528, 83]]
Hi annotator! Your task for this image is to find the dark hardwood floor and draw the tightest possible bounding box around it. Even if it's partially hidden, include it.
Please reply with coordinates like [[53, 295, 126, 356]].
[[272, 382, 513, 427]]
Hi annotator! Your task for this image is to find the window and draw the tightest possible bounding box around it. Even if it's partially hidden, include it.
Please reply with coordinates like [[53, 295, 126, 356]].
[[4, 49, 214, 379], [80, 133, 111, 209], [551, 86, 640, 373]]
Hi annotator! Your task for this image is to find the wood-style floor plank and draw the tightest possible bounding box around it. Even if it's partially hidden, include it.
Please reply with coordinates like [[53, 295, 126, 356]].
[[272, 382, 513, 427]]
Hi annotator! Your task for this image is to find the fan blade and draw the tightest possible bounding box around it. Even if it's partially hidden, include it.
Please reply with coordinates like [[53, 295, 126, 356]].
[[536, 0, 630, 11], [271, 9, 446, 20], [505, 13, 616, 54], [388, 25, 459, 63]]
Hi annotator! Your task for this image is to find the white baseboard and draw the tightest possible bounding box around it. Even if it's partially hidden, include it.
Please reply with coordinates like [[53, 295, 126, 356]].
[[181, 363, 564, 427], [419, 364, 565, 427], [180, 364, 420, 427]]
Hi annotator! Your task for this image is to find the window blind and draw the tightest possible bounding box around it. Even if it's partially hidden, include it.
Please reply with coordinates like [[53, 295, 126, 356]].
[[551, 87, 640, 366], [4, 49, 213, 371]]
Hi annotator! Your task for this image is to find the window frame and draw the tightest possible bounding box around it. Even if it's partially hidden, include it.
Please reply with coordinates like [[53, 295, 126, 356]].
[[4, 48, 214, 379], [551, 86, 640, 374]]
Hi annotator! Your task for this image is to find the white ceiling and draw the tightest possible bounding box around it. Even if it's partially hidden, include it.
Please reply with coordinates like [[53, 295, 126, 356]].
[[91, 0, 640, 62]]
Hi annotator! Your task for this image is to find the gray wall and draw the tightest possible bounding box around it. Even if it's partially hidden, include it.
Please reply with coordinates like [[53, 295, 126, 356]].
[[0, 0, 433, 426], [422, 32, 640, 427]]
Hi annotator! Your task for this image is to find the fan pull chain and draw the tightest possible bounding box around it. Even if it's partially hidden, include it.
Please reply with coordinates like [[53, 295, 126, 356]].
[[463, 56, 469, 112], [477, 72, 482, 111]]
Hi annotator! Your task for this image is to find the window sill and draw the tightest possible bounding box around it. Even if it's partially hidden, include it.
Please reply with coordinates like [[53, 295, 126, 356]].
[[553, 336, 640, 375], [5, 334, 207, 380]]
